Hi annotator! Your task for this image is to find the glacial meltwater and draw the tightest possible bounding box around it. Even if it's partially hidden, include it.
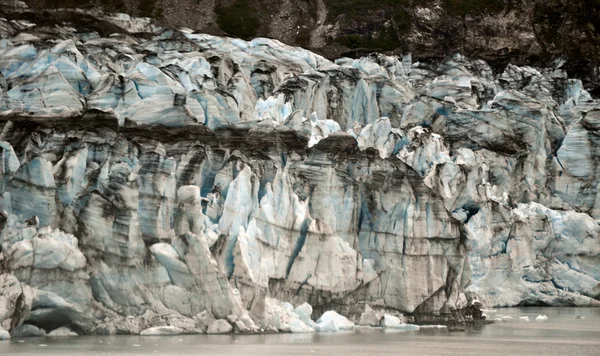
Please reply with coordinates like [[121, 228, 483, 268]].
[[1, 308, 598, 356]]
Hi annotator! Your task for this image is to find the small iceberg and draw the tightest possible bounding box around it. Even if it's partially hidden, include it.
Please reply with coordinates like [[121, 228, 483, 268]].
[[48, 326, 78, 337], [289, 319, 315, 333], [519, 316, 530, 322], [535, 315, 548, 322], [314, 311, 355, 332], [140, 326, 183, 336], [10, 324, 46, 337], [380, 314, 420, 331]]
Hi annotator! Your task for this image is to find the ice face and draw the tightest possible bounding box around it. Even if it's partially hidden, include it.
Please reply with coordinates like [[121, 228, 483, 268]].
[[467, 202, 600, 307], [0, 6, 599, 336]]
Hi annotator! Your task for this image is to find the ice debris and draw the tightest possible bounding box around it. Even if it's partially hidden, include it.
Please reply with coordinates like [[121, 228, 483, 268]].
[[261, 299, 314, 333]]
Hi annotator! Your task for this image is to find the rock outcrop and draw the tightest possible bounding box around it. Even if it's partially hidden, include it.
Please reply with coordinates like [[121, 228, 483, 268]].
[[0, 4, 598, 336]]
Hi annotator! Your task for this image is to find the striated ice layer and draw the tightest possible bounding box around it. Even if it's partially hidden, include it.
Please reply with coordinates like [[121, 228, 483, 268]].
[[0, 6, 599, 337]]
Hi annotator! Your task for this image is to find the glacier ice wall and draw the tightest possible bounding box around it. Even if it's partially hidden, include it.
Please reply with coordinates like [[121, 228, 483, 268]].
[[0, 9, 599, 335]]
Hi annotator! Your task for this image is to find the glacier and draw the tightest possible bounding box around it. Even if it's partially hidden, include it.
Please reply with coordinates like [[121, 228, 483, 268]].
[[0, 3, 599, 337]]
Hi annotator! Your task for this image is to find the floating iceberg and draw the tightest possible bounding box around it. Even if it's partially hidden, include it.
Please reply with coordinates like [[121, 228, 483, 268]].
[[140, 326, 183, 336], [48, 327, 78, 337], [314, 311, 355, 332], [380, 314, 419, 330]]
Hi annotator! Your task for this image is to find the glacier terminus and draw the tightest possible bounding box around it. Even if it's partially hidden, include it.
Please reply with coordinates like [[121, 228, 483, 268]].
[[0, 2, 599, 338]]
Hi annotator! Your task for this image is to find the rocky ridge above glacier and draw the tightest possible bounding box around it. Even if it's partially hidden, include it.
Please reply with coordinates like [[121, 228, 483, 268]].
[[0, 7, 599, 336]]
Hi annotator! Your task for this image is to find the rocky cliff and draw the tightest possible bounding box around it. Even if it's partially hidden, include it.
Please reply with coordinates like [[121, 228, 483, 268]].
[[0, 2, 599, 336]]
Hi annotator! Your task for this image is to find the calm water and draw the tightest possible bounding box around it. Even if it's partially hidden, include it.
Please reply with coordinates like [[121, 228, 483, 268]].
[[1, 307, 599, 355]]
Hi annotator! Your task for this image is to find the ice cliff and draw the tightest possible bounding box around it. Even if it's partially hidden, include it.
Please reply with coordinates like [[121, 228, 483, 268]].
[[0, 5, 599, 336]]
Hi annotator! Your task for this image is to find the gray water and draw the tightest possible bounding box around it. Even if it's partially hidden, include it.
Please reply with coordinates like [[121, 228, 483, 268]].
[[1, 307, 599, 355]]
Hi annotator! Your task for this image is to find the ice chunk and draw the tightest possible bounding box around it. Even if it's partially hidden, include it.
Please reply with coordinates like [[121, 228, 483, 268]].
[[519, 316, 529, 322], [207, 319, 233, 334], [314, 311, 354, 332], [358, 118, 400, 159], [238, 312, 257, 330], [358, 305, 382, 326], [381, 314, 419, 331], [294, 303, 317, 329], [252, 93, 292, 125], [0, 329, 10, 340], [535, 315, 548, 322], [382, 324, 420, 332], [6, 228, 86, 272], [289, 319, 314, 333], [140, 326, 183, 336], [308, 112, 342, 147], [10, 324, 47, 337], [261, 298, 313, 333], [12, 157, 55, 188], [48, 326, 78, 336], [380, 314, 402, 328]]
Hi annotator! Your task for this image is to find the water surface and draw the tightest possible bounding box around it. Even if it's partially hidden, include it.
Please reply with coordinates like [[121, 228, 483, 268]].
[[1, 307, 598, 355]]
